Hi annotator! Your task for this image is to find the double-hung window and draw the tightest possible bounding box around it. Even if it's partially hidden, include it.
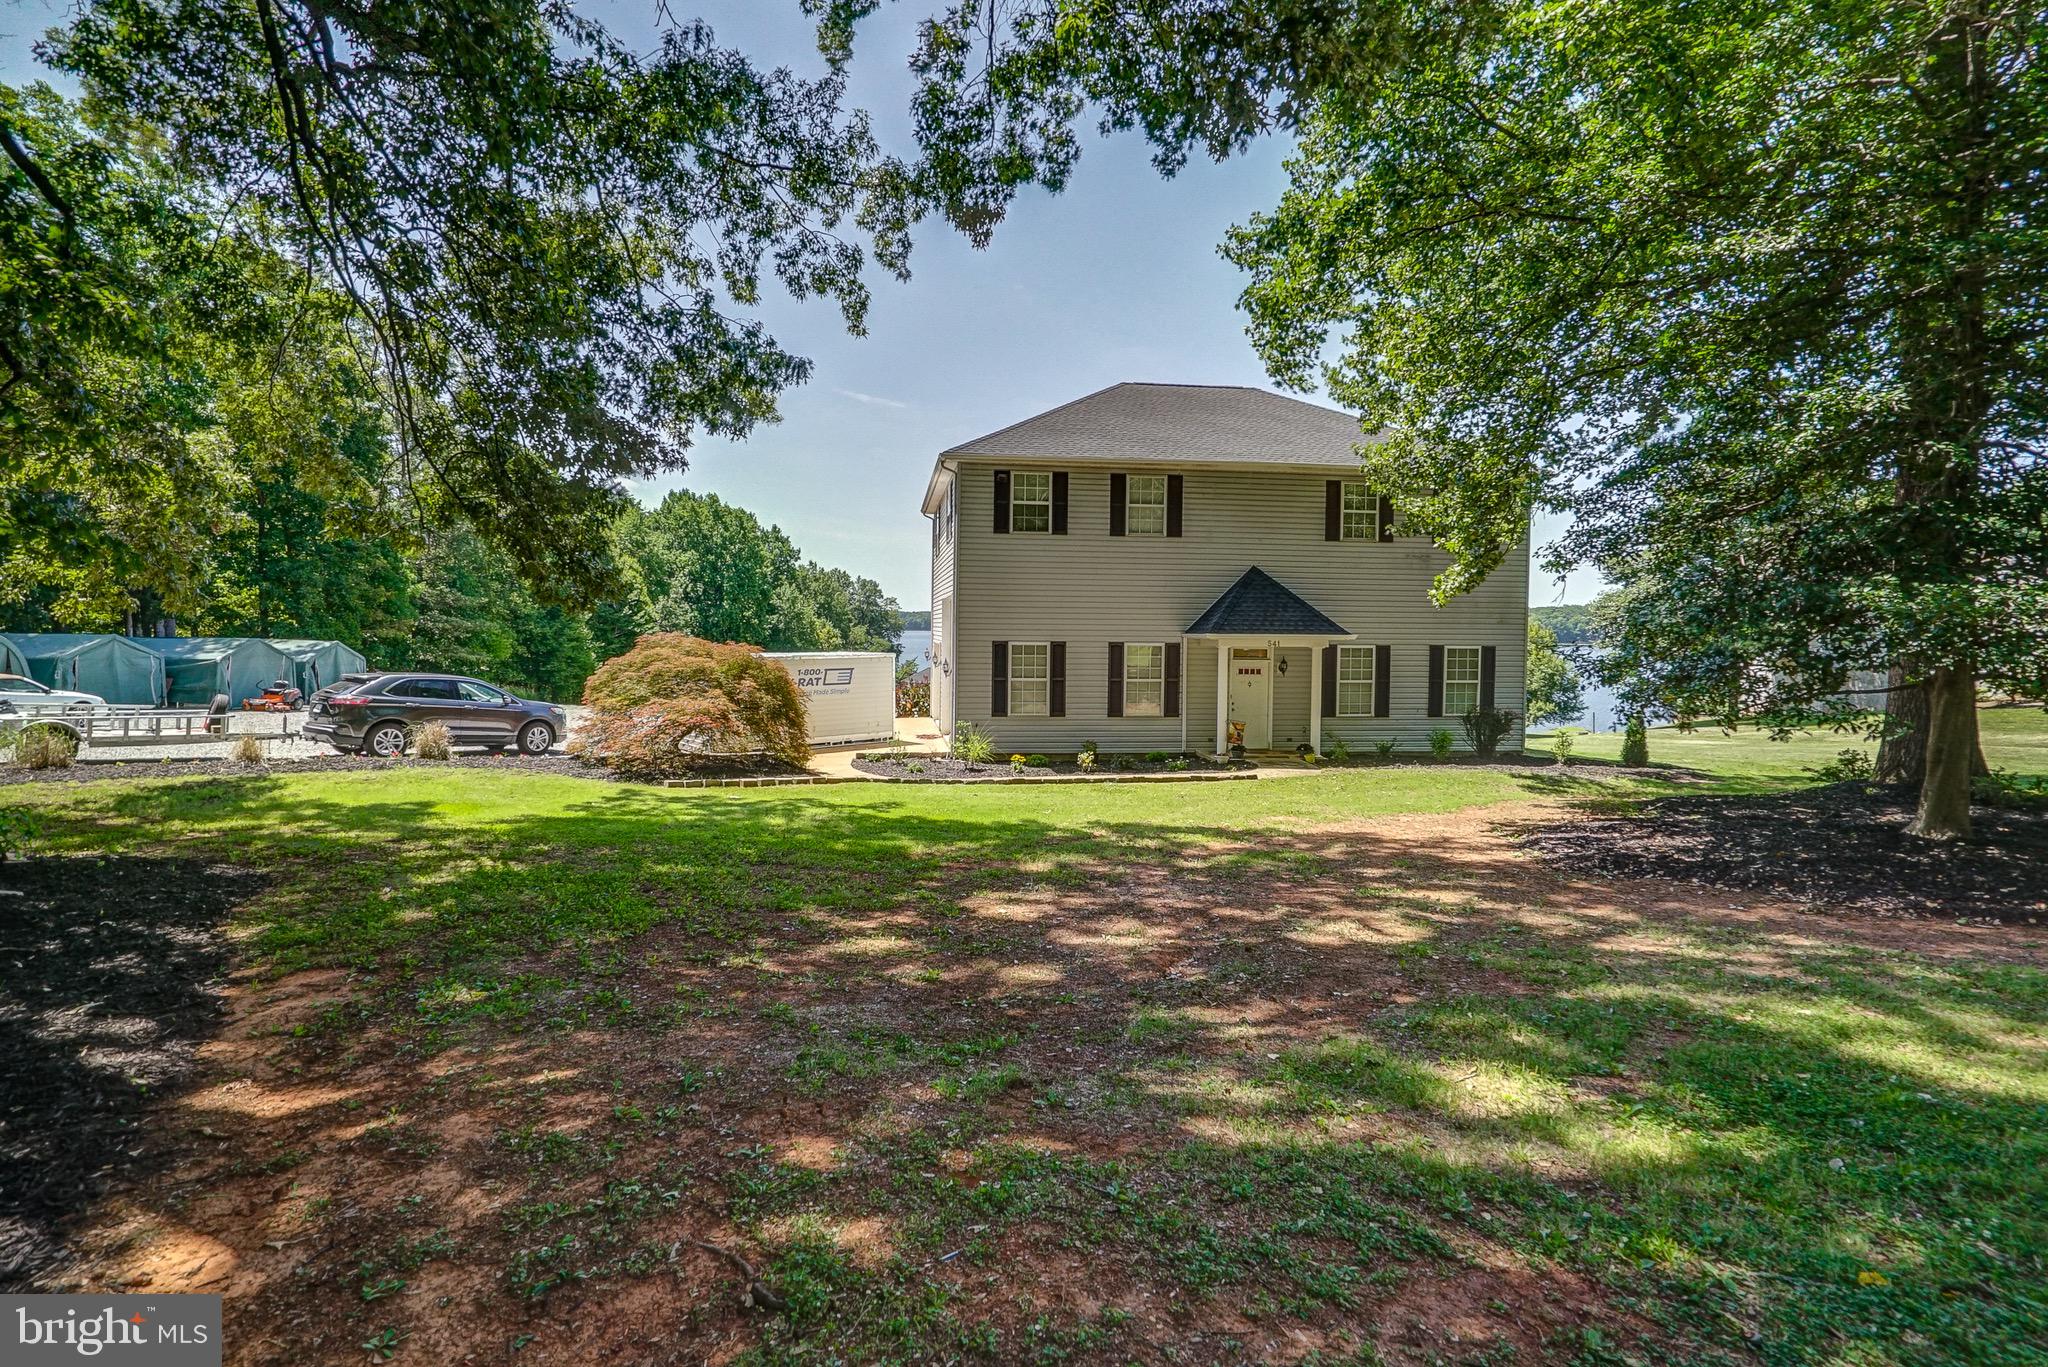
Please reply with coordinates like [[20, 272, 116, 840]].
[[1340, 482, 1377, 541], [1443, 646, 1481, 714], [1009, 643, 1050, 715], [1011, 472, 1053, 533], [1126, 475, 1167, 536], [1336, 646, 1375, 716], [1124, 644, 1165, 716]]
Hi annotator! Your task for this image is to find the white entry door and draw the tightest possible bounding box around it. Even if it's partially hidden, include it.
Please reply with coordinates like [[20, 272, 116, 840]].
[[1229, 647, 1272, 750]]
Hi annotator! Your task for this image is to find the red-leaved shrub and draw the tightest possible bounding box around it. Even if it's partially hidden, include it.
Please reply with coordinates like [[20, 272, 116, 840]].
[[574, 635, 809, 777]]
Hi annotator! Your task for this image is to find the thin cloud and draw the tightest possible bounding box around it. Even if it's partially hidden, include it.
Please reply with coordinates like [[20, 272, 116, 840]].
[[833, 387, 910, 410]]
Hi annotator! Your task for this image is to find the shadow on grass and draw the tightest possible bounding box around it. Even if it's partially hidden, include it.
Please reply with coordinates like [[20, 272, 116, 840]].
[[0, 855, 266, 1290], [12, 773, 2047, 1363]]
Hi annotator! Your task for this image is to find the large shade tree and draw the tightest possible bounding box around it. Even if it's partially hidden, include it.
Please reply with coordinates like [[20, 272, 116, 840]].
[[893, 0, 2048, 838], [5, 0, 922, 601]]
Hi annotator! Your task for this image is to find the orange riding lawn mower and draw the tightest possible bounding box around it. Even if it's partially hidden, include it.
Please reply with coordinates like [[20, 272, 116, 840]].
[[241, 680, 305, 712]]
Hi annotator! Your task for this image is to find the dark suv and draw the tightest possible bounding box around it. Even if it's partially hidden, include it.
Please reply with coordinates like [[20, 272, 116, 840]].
[[306, 673, 566, 757]]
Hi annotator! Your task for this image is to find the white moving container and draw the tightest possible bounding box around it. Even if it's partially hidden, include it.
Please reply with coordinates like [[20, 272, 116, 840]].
[[764, 651, 897, 746]]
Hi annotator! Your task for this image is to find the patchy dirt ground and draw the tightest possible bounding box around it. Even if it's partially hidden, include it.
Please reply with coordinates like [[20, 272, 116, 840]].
[[1527, 782, 2048, 922], [0, 857, 266, 1287], [12, 797, 2047, 1365]]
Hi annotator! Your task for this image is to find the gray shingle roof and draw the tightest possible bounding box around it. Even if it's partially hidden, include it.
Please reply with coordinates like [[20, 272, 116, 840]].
[[941, 382, 1376, 466], [1186, 568, 1351, 637]]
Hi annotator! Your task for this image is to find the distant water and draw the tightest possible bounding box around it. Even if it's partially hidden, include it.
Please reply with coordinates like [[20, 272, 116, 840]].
[[895, 628, 931, 671]]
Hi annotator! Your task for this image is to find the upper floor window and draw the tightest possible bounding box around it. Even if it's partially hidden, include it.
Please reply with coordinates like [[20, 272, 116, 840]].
[[1126, 475, 1168, 536], [1009, 642, 1050, 714], [1443, 646, 1481, 714], [1336, 647, 1375, 716], [1124, 644, 1165, 715], [1012, 472, 1053, 533], [1341, 482, 1378, 541]]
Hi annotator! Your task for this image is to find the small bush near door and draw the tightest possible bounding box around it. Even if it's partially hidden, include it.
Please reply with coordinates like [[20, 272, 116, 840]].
[[1460, 707, 1519, 758], [1428, 728, 1456, 759]]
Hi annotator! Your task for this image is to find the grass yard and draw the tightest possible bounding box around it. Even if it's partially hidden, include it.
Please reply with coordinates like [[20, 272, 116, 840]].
[[2, 718, 2045, 1365], [1536, 703, 2048, 789]]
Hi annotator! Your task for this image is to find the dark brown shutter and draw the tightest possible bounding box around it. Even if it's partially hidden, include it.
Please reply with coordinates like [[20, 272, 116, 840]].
[[1374, 645, 1391, 716], [991, 641, 1008, 716], [1324, 480, 1342, 541], [1315, 645, 1334, 717], [1164, 643, 1181, 717], [1167, 475, 1184, 538], [1480, 645, 1497, 712], [993, 470, 1010, 534], [1109, 473, 1126, 536], [1377, 494, 1395, 543], [1427, 645, 1445, 717], [1050, 641, 1066, 716], [1051, 472, 1068, 534], [1106, 642, 1124, 717]]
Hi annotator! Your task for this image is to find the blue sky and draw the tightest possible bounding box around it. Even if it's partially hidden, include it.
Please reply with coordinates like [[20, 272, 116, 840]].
[[3, 0, 1600, 609]]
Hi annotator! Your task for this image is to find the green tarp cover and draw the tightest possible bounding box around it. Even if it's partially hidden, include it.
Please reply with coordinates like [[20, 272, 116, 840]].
[[0, 633, 167, 705], [133, 637, 295, 707], [269, 639, 370, 695]]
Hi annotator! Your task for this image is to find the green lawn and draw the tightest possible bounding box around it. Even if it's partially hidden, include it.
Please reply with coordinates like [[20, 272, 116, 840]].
[[4, 720, 2045, 1365], [1531, 703, 2048, 788]]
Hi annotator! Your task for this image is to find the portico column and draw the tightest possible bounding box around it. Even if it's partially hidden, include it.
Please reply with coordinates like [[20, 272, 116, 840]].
[[1308, 644, 1323, 758], [1214, 639, 1229, 757]]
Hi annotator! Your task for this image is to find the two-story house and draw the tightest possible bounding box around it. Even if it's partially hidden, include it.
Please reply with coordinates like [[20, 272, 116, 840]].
[[923, 383, 1529, 756]]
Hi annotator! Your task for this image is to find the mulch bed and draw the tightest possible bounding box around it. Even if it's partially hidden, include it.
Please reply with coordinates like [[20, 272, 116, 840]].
[[1527, 781, 2048, 923], [852, 752, 1253, 781], [0, 856, 267, 1289], [0, 753, 617, 787]]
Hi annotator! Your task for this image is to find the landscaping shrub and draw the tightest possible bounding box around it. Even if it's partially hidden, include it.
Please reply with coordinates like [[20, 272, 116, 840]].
[[1551, 730, 1577, 765], [18, 726, 76, 770], [413, 722, 454, 760], [1024, 754, 1051, 768], [1804, 747, 1873, 783], [1460, 707, 1519, 758], [1076, 750, 1096, 771], [1428, 728, 1456, 759], [231, 733, 266, 765], [1620, 716, 1650, 766], [576, 634, 809, 777], [1144, 750, 1171, 763], [1325, 736, 1351, 764], [0, 806, 38, 862], [1374, 739, 1396, 763], [952, 721, 995, 768]]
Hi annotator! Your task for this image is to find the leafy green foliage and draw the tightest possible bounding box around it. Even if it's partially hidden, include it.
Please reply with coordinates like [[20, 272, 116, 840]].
[[1427, 728, 1455, 759], [1524, 619, 1584, 727], [28, 0, 922, 598], [950, 721, 995, 767], [599, 491, 898, 655]]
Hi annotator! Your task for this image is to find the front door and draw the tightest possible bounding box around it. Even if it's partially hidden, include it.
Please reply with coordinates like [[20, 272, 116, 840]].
[[1229, 647, 1272, 750]]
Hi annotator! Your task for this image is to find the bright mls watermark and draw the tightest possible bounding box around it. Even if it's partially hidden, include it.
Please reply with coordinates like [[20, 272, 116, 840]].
[[3, 1296, 220, 1365]]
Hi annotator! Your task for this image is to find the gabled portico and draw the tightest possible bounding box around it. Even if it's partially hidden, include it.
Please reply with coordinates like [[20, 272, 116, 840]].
[[1183, 567, 1353, 757]]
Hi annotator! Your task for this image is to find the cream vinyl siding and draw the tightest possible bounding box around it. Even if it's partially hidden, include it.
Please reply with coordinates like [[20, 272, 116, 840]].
[[929, 472, 958, 731], [950, 461, 1530, 753]]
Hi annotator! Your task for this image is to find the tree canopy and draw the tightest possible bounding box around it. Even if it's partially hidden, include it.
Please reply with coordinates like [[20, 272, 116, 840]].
[[5, 1, 923, 599]]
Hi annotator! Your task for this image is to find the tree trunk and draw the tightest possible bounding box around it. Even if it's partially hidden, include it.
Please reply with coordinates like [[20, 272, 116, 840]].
[[1908, 665, 1975, 839], [1874, 663, 1925, 785]]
